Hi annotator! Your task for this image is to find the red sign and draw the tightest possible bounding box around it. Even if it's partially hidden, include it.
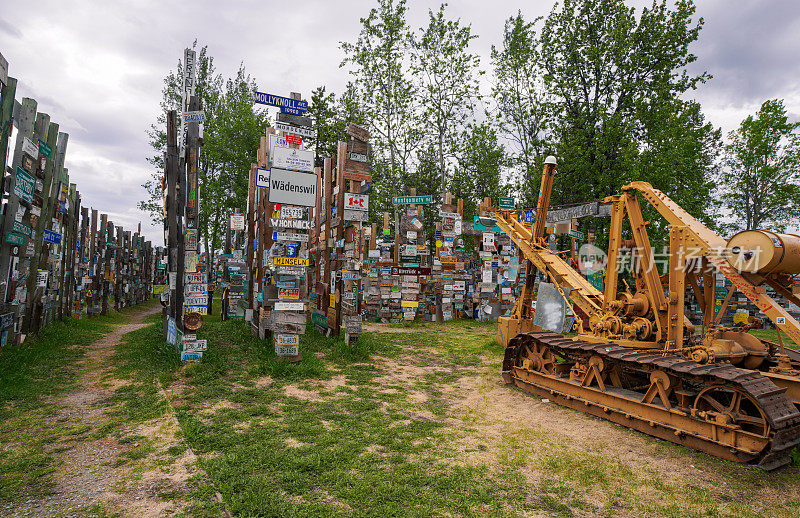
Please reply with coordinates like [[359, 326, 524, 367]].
[[286, 135, 302, 145]]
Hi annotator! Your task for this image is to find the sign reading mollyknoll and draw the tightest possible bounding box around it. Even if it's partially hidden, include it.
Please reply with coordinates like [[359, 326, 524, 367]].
[[267, 168, 317, 207], [252, 91, 308, 113]]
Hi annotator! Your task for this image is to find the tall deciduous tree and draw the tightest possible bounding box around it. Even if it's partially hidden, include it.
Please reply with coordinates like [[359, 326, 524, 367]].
[[452, 123, 507, 221], [540, 0, 713, 221], [412, 3, 482, 200], [720, 99, 800, 231], [490, 12, 551, 206], [340, 0, 418, 180]]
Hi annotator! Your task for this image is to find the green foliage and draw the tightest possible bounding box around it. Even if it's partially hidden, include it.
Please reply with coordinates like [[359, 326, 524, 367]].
[[452, 123, 508, 221], [720, 98, 800, 231], [412, 3, 483, 198], [308, 83, 366, 167]]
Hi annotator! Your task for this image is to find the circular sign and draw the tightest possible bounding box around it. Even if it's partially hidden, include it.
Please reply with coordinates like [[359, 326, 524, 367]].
[[436, 240, 443, 247], [184, 312, 204, 331]]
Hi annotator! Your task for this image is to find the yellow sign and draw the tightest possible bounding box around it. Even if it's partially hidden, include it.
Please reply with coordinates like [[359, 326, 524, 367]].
[[273, 257, 309, 267], [380, 282, 394, 287], [153, 284, 166, 295], [401, 300, 419, 308], [436, 240, 443, 247], [330, 294, 336, 308], [733, 311, 749, 324], [440, 255, 456, 264], [184, 305, 208, 315]]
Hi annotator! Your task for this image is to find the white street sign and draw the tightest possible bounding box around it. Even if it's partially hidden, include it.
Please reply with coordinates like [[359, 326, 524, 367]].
[[274, 301, 304, 311], [276, 232, 309, 242], [256, 167, 270, 188], [275, 122, 317, 137], [272, 147, 314, 173], [267, 167, 317, 207]]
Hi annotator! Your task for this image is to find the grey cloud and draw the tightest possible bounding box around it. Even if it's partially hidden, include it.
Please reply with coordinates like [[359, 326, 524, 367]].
[[0, 18, 22, 38]]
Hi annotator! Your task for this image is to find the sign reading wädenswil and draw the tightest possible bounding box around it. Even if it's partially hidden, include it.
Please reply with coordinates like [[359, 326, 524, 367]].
[[268, 168, 317, 207], [392, 195, 433, 205]]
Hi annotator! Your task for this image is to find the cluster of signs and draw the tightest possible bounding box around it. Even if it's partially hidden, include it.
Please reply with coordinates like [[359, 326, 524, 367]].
[[252, 91, 320, 357]]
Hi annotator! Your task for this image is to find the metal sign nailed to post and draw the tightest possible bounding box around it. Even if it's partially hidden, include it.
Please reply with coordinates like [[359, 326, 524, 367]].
[[274, 122, 317, 138], [393, 195, 433, 205], [252, 91, 309, 114], [267, 168, 317, 207]]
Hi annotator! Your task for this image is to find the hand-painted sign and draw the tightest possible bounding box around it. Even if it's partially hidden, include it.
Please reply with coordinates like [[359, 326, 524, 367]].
[[274, 122, 317, 138], [14, 167, 35, 203], [253, 91, 308, 113], [270, 218, 311, 229], [230, 213, 245, 231], [267, 168, 316, 206], [43, 229, 61, 245], [344, 193, 368, 211], [272, 147, 314, 173], [183, 110, 206, 123], [393, 195, 433, 205], [346, 123, 369, 142], [256, 167, 270, 188]]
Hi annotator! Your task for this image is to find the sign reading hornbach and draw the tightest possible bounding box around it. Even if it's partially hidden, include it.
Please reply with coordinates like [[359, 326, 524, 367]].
[[252, 91, 308, 114]]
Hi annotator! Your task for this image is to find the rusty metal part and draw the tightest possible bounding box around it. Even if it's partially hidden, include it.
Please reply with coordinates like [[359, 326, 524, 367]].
[[184, 312, 203, 331], [503, 331, 800, 470]]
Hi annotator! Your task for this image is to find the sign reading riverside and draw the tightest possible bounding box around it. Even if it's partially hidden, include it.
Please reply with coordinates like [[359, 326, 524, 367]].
[[268, 168, 316, 206], [252, 91, 308, 113]]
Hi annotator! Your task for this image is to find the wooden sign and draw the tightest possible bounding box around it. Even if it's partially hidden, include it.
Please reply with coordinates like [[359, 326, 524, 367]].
[[275, 301, 305, 311], [346, 123, 370, 142], [343, 171, 372, 183], [275, 231, 309, 242]]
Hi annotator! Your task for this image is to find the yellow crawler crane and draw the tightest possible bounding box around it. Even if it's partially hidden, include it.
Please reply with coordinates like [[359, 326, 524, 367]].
[[495, 157, 800, 469]]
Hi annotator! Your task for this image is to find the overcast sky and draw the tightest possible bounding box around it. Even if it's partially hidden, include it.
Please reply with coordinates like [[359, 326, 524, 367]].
[[2, 0, 798, 243]]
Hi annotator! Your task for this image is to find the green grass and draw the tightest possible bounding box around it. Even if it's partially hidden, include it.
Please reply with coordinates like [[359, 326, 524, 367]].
[[0, 301, 155, 504]]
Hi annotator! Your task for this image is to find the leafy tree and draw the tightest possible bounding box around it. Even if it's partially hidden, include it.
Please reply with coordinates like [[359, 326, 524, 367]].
[[452, 123, 507, 221], [490, 12, 551, 206], [540, 0, 712, 221], [720, 99, 800, 231], [340, 0, 419, 179], [308, 83, 367, 167], [411, 3, 482, 200]]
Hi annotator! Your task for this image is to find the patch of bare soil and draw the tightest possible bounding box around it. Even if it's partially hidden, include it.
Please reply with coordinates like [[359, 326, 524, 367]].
[[363, 323, 415, 333], [1, 303, 199, 518]]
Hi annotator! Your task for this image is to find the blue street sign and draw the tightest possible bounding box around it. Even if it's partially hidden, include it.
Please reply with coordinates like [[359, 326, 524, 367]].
[[252, 91, 308, 114], [43, 229, 61, 245]]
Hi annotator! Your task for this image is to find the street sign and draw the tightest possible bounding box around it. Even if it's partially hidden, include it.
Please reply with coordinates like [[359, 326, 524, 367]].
[[14, 167, 35, 204], [272, 147, 314, 173], [12, 221, 32, 238], [253, 91, 308, 113], [38, 140, 52, 158], [390, 266, 431, 276], [256, 167, 270, 188], [392, 195, 433, 205], [6, 232, 25, 246], [267, 168, 317, 206], [274, 122, 317, 138], [42, 229, 61, 245], [230, 213, 245, 231], [568, 228, 585, 240], [499, 197, 515, 210], [276, 112, 312, 127], [344, 193, 368, 211]]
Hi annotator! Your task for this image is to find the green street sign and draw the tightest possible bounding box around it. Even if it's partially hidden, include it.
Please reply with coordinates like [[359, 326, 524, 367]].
[[311, 312, 328, 328], [38, 140, 52, 158], [568, 229, 585, 240], [14, 167, 35, 204], [499, 197, 515, 210], [12, 220, 33, 238], [393, 195, 433, 205], [6, 232, 25, 246]]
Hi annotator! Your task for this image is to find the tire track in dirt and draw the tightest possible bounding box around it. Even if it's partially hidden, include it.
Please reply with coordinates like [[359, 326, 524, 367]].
[[2, 304, 201, 518]]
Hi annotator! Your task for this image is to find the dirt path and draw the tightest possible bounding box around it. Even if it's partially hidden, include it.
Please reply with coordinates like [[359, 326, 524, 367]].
[[3, 304, 197, 518]]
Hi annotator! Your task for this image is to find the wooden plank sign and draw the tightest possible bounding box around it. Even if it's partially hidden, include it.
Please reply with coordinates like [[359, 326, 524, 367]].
[[346, 123, 369, 142]]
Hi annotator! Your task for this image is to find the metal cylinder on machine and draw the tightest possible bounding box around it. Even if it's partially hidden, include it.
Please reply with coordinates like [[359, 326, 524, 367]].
[[727, 230, 800, 274]]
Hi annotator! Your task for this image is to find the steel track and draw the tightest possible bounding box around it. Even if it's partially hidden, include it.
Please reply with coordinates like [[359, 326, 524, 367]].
[[503, 331, 800, 470]]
